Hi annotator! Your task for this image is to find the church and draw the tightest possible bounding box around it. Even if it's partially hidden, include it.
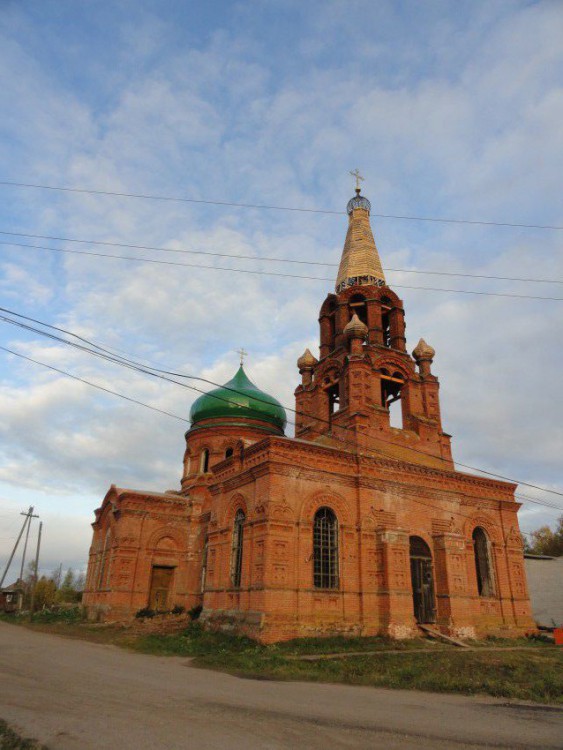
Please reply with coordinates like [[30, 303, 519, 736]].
[[83, 183, 534, 642]]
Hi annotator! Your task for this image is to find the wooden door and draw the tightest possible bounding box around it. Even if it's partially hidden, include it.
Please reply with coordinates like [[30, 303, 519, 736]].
[[149, 566, 174, 611], [409, 537, 436, 624]]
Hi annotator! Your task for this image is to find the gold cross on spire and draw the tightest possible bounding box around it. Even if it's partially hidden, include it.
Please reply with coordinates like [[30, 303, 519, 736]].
[[236, 348, 248, 366], [349, 168, 364, 193]]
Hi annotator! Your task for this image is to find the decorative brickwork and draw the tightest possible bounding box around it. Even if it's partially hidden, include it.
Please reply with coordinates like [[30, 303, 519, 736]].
[[83, 189, 534, 642]]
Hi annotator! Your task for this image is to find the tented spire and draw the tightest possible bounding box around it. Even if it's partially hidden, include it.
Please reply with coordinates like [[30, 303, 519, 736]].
[[335, 190, 386, 293]]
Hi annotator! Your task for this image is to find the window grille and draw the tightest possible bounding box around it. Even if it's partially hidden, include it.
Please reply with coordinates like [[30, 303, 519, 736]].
[[313, 507, 339, 589], [473, 527, 495, 597], [230, 509, 245, 588]]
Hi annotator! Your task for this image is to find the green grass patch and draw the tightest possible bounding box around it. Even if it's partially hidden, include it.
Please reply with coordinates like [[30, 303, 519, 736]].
[[0, 719, 47, 750], [130, 622, 264, 658], [194, 644, 563, 704], [0, 607, 84, 626], [272, 633, 447, 654]]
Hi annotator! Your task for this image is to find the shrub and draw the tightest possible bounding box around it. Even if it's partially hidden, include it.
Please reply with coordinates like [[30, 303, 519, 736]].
[[135, 607, 156, 619], [188, 604, 203, 621], [171, 605, 185, 615], [31, 606, 83, 624]]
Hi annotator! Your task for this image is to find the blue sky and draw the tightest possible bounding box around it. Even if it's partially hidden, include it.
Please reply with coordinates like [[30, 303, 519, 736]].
[[0, 0, 562, 576]]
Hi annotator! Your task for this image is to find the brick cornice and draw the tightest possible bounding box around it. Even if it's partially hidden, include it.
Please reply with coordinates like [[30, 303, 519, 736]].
[[228, 435, 516, 498]]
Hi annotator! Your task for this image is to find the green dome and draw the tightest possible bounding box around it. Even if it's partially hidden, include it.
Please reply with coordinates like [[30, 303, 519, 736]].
[[189, 366, 287, 433]]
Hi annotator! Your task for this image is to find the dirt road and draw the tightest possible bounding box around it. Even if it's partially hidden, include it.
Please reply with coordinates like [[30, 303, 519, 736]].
[[0, 623, 561, 749]]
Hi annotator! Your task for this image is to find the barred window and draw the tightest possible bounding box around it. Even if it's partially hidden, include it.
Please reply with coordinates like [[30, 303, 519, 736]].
[[313, 507, 339, 589], [230, 509, 245, 588], [473, 527, 494, 597]]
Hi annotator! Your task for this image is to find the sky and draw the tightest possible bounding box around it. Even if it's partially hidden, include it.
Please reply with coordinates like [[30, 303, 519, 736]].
[[0, 0, 562, 579]]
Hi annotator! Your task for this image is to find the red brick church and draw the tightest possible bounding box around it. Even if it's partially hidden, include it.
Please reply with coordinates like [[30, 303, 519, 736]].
[[83, 184, 533, 642]]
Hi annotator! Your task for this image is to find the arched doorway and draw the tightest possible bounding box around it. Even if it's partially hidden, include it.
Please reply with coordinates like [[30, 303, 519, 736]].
[[409, 536, 436, 623]]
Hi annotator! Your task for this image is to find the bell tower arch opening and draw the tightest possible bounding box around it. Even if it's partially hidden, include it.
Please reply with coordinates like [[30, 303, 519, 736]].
[[349, 293, 368, 326], [381, 369, 404, 428], [326, 379, 340, 426]]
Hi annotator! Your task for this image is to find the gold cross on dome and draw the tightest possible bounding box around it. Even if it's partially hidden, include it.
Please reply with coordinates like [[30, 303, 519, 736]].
[[349, 168, 364, 192], [236, 348, 248, 366]]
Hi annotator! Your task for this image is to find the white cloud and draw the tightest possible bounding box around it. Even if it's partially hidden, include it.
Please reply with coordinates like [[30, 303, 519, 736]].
[[0, 0, 562, 575]]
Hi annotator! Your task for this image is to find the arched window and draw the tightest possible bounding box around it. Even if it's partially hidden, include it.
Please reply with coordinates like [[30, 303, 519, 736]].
[[200, 448, 210, 473], [473, 527, 494, 597], [349, 293, 368, 326], [230, 509, 245, 587], [313, 507, 339, 589], [225, 447, 234, 459]]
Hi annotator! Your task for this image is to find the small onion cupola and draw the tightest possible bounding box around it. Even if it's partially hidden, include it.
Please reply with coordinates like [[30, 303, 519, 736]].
[[344, 313, 368, 340], [412, 338, 436, 377], [189, 365, 287, 434], [297, 348, 318, 371]]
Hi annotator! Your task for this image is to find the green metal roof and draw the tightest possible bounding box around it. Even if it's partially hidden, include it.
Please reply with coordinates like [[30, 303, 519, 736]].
[[189, 366, 287, 432]]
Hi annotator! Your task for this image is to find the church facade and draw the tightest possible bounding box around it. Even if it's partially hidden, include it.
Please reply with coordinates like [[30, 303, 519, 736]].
[[83, 187, 534, 642]]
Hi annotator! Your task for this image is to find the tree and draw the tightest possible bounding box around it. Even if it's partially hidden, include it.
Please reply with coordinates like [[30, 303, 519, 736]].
[[61, 568, 75, 591], [32, 576, 57, 609], [526, 515, 563, 556], [57, 567, 83, 603], [51, 563, 63, 589]]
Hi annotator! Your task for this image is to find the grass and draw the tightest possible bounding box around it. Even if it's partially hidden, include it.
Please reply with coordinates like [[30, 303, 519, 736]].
[[2, 613, 562, 705], [126, 624, 563, 704], [0, 719, 47, 750], [197, 646, 562, 704]]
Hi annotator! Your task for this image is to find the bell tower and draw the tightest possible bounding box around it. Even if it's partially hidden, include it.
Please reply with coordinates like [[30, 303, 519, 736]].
[[295, 182, 453, 469]]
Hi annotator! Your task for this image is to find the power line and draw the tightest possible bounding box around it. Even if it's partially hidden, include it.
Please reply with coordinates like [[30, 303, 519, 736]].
[[3, 239, 563, 302], [4, 306, 563, 504], [516, 493, 563, 511], [2, 306, 563, 507], [2, 229, 562, 285], [0, 343, 550, 535], [0, 332, 559, 529], [1, 180, 561, 230], [0, 345, 190, 424]]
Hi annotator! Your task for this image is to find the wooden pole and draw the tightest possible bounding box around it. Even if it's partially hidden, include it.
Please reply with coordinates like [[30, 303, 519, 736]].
[[29, 521, 43, 616], [0, 506, 32, 588], [19, 506, 38, 581]]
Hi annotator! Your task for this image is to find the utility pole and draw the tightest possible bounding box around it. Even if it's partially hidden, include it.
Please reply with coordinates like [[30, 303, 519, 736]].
[[0, 506, 36, 588], [19, 507, 39, 581], [55, 562, 63, 589], [29, 521, 43, 616]]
